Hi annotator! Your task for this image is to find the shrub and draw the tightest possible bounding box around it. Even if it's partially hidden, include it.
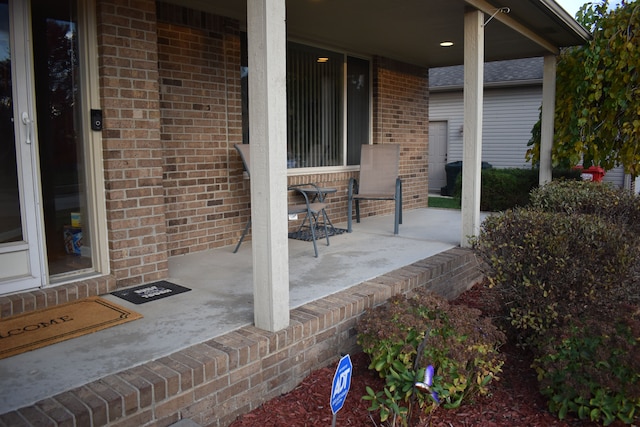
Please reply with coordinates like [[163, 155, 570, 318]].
[[356, 289, 505, 425], [474, 181, 640, 425], [533, 305, 640, 425], [453, 168, 581, 212], [474, 207, 640, 344], [477, 168, 537, 211], [529, 180, 640, 234]]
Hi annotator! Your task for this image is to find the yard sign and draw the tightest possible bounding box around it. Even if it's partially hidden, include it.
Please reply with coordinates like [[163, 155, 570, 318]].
[[330, 354, 352, 416]]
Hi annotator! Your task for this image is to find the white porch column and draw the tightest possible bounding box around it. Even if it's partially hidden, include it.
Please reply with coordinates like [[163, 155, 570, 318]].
[[539, 54, 557, 185], [461, 10, 484, 247], [247, 0, 289, 331]]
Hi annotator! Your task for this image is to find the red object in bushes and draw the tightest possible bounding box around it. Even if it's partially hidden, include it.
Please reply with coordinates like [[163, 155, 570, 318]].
[[583, 166, 605, 182], [574, 165, 605, 182]]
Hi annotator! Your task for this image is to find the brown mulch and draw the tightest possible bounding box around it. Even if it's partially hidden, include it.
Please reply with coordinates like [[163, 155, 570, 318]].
[[229, 284, 619, 427]]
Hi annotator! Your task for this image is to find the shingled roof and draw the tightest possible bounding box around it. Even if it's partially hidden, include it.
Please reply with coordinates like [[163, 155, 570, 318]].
[[429, 57, 544, 90]]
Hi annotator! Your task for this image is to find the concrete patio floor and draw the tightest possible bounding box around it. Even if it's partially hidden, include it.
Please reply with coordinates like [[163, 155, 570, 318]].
[[0, 207, 481, 415]]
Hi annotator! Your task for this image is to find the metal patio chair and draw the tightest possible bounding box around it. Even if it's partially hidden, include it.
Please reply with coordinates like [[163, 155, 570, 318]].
[[233, 144, 330, 257], [347, 144, 402, 234]]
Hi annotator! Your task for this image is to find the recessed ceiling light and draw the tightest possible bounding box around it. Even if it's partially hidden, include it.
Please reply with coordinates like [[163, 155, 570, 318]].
[[440, 41, 454, 47]]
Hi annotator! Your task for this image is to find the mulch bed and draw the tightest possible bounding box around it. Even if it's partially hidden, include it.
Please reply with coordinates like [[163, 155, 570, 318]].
[[229, 283, 620, 427]]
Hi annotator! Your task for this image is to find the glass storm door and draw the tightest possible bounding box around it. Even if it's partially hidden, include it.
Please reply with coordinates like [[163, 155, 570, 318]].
[[0, 0, 94, 294]]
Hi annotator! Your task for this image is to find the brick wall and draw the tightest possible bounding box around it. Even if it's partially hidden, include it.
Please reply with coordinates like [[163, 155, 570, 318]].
[[371, 57, 430, 218], [98, 0, 169, 287], [98, 1, 431, 277], [156, 4, 245, 257], [152, 4, 432, 254], [0, 276, 117, 319], [287, 172, 354, 234], [0, 248, 483, 427]]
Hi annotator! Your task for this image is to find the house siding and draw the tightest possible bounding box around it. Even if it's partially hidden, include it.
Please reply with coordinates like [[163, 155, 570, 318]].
[[603, 166, 624, 187], [429, 79, 627, 189], [429, 86, 541, 169]]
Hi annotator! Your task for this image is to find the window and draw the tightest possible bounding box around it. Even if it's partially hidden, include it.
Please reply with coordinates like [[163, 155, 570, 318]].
[[346, 55, 370, 165], [241, 37, 370, 168]]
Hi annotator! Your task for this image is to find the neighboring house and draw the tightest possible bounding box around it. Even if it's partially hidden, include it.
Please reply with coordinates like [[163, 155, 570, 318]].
[[428, 57, 628, 194]]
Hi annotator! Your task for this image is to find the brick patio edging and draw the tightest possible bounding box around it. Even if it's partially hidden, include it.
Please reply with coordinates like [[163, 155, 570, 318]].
[[0, 247, 483, 427]]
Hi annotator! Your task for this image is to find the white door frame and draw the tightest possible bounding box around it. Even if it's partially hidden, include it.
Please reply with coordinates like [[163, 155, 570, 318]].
[[0, 0, 108, 295], [0, 0, 45, 293]]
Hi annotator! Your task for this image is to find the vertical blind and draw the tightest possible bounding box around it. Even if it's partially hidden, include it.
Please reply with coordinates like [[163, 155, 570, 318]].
[[346, 56, 370, 165], [287, 43, 343, 168], [242, 36, 370, 168]]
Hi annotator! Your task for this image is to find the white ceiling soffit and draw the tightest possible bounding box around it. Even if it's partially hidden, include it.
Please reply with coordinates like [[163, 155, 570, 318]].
[[166, 0, 590, 68]]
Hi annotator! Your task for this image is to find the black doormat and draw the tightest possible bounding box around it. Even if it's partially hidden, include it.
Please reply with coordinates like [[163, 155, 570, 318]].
[[288, 226, 347, 242], [111, 281, 191, 305]]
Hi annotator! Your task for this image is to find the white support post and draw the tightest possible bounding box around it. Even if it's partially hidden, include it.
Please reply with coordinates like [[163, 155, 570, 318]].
[[247, 0, 290, 331], [539, 54, 557, 185], [461, 10, 484, 247]]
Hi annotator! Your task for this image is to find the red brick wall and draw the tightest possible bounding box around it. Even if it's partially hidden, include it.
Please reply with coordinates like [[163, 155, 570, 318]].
[[371, 57, 430, 216], [98, 0, 168, 287], [156, 5, 245, 257]]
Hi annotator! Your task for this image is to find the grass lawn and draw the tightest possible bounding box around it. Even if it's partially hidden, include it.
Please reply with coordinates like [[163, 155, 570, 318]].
[[428, 196, 460, 209]]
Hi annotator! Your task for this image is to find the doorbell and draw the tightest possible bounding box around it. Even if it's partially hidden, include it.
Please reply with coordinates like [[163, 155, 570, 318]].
[[90, 109, 103, 131]]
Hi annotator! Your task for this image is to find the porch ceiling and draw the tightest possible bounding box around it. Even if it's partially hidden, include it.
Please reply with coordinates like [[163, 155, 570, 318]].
[[168, 0, 589, 68]]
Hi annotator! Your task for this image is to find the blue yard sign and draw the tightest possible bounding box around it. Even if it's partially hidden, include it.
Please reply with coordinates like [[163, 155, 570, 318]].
[[330, 354, 352, 416]]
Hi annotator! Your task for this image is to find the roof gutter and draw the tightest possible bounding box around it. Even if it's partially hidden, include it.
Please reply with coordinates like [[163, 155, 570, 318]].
[[537, 0, 592, 42], [431, 78, 543, 93], [464, 0, 591, 54]]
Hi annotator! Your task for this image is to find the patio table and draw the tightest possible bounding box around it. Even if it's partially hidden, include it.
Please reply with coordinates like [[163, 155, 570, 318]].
[[295, 185, 338, 233]]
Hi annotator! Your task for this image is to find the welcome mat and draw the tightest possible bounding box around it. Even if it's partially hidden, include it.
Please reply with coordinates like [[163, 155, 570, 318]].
[[111, 281, 191, 305], [0, 297, 142, 360], [288, 226, 347, 242]]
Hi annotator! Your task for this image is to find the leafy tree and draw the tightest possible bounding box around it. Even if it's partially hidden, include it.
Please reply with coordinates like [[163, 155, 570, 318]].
[[527, 1, 640, 176]]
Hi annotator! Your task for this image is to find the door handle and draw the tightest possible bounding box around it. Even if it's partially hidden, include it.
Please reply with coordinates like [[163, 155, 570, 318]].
[[21, 112, 33, 144]]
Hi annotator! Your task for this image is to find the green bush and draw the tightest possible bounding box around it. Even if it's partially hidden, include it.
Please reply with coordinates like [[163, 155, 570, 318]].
[[533, 306, 640, 425], [474, 207, 640, 343], [474, 180, 640, 425], [529, 180, 640, 234], [453, 168, 581, 212], [356, 289, 505, 425], [476, 168, 538, 211]]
